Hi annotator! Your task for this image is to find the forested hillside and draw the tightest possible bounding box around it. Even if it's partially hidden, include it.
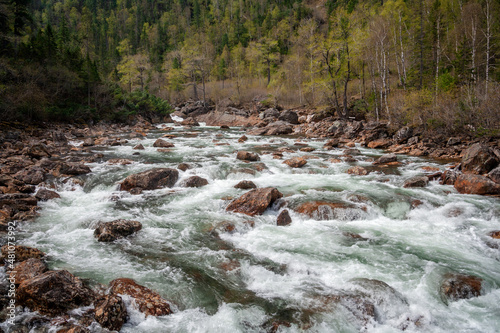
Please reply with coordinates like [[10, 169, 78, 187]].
[[1, 0, 499, 134]]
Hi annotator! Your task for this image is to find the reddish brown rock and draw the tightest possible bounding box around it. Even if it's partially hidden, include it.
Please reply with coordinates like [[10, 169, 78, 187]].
[[277, 209, 292, 226], [488, 231, 500, 239], [0, 193, 37, 211], [109, 278, 173, 316], [35, 189, 61, 201], [347, 166, 369, 176], [133, 144, 145, 150], [1, 245, 45, 264], [94, 220, 142, 242], [488, 166, 500, 184], [238, 135, 248, 143], [17, 270, 95, 316], [153, 139, 175, 148], [367, 138, 392, 149], [283, 157, 307, 168], [454, 174, 500, 195], [461, 143, 499, 175], [177, 163, 191, 171], [373, 154, 397, 165], [94, 294, 128, 331], [234, 180, 257, 189], [440, 273, 482, 302], [108, 158, 133, 165], [181, 176, 209, 187], [403, 176, 429, 188], [323, 139, 339, 149], [181, 117, 200, 126], [441, 169, 460, 185], [236, 151, 260, 161], [226, 187, 283, 216], [295, 201, 357, 221], [10, 258, 48, 285], [14, 166, 46, 185], [120, 168, 179, 192]]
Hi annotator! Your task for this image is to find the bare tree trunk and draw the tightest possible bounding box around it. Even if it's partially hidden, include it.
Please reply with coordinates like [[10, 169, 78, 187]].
[[342, 44, 350, 119], [484, 0, 491, 99], [419, 0, 424, 89], [435, 17, 441, 98], [399, 12, 407, 89]]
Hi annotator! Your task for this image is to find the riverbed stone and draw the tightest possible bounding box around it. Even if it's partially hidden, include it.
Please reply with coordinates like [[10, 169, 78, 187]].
[[14, 166, 46, 185], [17, 270, 95, 316], [277, 209, 292, 226], [236, 151, 260, 161], [153, 139, 175, 148], [234, 180, 257, 189], [109, 278, 173, 316], [440, 273, 482, 302], [488, 231, 500, 239], [461, 143, 499, 175], [35, 189, 60, 201], [133, 144, 145, 150], [454, 174, 500, 195], [181, 176, 209, 187], [403, 176, 429, 188], [295, 201, 361, 221], [1, 245, 45, 264], [488, 166, 500, 184], [373, 154, 397, 165], [94, 219, 142, 242], [283, 157, 307, 168], [226, 187, 283, 216], [347, 166, 369, 176], [94, 294, 128, 331], [120, 168, 179, 192], [10, 258, 48, 285], [238, 135, 248, 143]]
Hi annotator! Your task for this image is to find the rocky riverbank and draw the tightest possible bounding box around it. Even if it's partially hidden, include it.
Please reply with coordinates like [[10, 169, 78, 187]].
[[0, 105, 499, 332]]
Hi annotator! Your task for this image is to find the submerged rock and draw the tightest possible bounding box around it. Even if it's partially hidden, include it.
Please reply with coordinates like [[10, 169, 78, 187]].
[[283, 157, 307, 168], [440, 273, 482, 302], [17, 270, 95, 316], [234, 180, 257, 189], [461, 143, 499, 175], [236, 151, 260, 161], [226, 187, 283, 216], [94, 219, 142, 242], [181, 176, 209, 187], [277, 209, 292, 226], [403, 176, 429, 188], [120, 168, 179, 192], [454, 174, 500, 195], [109, 278, 173, 316], [94, 294, 128, 331], [295, 201, 365, 221]]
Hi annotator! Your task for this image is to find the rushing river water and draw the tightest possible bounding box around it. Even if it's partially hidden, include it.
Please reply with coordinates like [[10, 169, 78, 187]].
[[9, 123, 500, 332]]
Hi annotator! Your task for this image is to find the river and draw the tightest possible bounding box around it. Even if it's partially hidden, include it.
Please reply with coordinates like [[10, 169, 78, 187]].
[[9, 123, 500, 332]]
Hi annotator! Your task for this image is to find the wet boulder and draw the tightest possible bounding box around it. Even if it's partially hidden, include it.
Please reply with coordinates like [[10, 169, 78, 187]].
[[120, 168, 179, 192], [277, 209, 292, 226], [153, 139, 175, 148], [283, 157, 307, 168], [59, 163, 91, 175], [10, 258, 48, 285], [461, 143, 499, 175], [488, 231, 500, 239], [14, 166, 46, 185], [177, 163, 191, 171], [373, 154, 397, 165], [133, 144, 145, 150], [236, 151, 260, 161], [323, 139, 339, 149], [1, 245, 45, 264], [403, 176, 429, 188], [0, 193, 37, 212], [488, 166, 500, 184], [234, 180, 257, 189], [226, 187, 283, 216], [347, 166, 369, 176], [24, 144, 51, 159], [343, 148, 361, 155], [238, 135, 248, 143], [181, 176, 209, 188], [17, 270, 95, 316], [441, 169, 460, 185], [295, 201, 363, 221], [454, 174, 500, 195], [266, 121, 294, 135], [440, 273, 482, 302], [94, 294, 128, 331], [367, 138, 392, 149], [109, 278, 173, 316], [94, 219, 142, 242], [35, 189, 60, 201], [181, 117, 200, 126]]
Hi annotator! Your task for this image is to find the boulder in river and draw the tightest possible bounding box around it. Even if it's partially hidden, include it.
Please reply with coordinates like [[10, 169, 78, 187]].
[[373, 154, 397, 165], [94, 294, 128, 331], [226, 187, 283, 216], [367, 138, 392, 149], [17, 270, 95, 316], [10, 258, 48, 285], [283, 157, 307, 168], [440, 273, 482, 302], [238, 135, 248, 143], [181, 176, 209, 187], [35, 189, 60, 201], [277, 209, 292, 226], [133, 144, 145, 150], [454, 174, 500, 195], [181, 117, 200, 126], [153, 138, 175, 148], [461, 143, 499, 175], [109, 278, 173, 316], [120, 168, 179, 192], [1, 245, 45, 264], [236, 151, 260, 161], [403, 176, 429, 188], [59, 162, 91, 175], [14, 166, 46, 185], [347, 166, 369, 176], [295, 201, 363, 221], [234, 180, 257, 189], [94, 219, 142, 242]]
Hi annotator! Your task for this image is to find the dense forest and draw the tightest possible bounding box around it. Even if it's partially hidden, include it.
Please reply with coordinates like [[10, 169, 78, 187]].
[[1, 0, 499, 134]]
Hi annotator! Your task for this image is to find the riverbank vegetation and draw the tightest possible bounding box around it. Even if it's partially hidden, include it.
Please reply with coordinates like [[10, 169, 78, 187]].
[[0, 0, 499, 134]]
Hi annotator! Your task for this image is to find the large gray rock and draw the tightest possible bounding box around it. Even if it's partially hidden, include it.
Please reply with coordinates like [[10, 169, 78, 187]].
[[226, 187, 283, 216], [278, 110, 299, 124], [461, 143, 499, 175], [94, 219, 142, 242]]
